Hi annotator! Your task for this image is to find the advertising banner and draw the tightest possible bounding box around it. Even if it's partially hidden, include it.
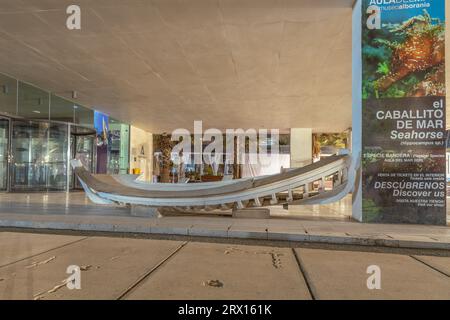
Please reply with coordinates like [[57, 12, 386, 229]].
[[94, 111, 109, 174], [361, 0, 446, 224]]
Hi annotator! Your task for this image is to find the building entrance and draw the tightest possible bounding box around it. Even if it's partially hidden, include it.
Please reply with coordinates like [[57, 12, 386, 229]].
[[70, 125, 96, 190], [0, 117, 10, 191], [0, 116, 97, 192]]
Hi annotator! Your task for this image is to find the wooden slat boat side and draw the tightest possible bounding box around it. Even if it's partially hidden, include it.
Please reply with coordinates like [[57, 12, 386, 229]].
[[253, 155, 346, 187], [75, 168, 255, 198], [74, 155, 348, 200]]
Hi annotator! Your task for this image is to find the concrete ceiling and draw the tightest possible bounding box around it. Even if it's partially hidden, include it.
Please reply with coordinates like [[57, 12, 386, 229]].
[[0, 0, 355, 133]]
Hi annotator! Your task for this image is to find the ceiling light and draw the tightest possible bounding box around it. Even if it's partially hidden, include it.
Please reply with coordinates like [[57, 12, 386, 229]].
[[72, 91, 78, 99], [32, 110, 41, 114]]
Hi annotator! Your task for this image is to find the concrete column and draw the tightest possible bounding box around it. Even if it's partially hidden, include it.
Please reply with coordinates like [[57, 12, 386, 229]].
[[129, 126, 153, 181], [290, 128, 312, 168]]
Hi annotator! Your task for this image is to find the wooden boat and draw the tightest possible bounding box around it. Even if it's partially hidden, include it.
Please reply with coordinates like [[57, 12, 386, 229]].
[[71, 151, 356, 211]]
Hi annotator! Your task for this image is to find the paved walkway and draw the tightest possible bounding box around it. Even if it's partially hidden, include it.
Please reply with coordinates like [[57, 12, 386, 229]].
[[0, 231, 448, 300], [0, 191, 354, 220], [1, 213, 450, 250], [0, 192, 449, 250]]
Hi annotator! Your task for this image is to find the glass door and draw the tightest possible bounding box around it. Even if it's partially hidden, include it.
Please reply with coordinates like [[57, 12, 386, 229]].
[[0, 118, 10, 191], [70, 127, 96, 189], [9, 120, 69, 191], [10, 120, 49, 191]]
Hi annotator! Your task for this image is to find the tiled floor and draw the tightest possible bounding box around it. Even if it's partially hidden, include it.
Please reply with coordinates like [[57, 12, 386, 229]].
[[0, 191, 98, 207], [0, 191, 353, 220], [0, 191, 130, 216], [270, 195, 353, 221], [1, 191, 448, 224]]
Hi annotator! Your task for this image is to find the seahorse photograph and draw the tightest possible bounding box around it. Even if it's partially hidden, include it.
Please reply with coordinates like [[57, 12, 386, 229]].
[[362, 8, 445, 99]]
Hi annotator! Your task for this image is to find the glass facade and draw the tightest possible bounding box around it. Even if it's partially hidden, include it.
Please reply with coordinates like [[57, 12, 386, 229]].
[[108, 118, 130, 174], [0, 118, 9, 190], [10, 120, 67, 191], [0, 73, 17, 116], [75, 105, 94, 129], [0, 72, 130, 192], [70, 125, 96, 189], [18, 82, 50, 120], [50, 94, 76, 123], [48, 122, 69, 190]]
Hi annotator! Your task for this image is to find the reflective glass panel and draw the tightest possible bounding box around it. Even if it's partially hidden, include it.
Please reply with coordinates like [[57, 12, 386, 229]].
[[11, 120, 49, 191], [10, 120, 68, 191], [74, 105, 94, 129], [0, 73, 17, 116], [0, 118, 9, 190], [48, 122, 68, 190], [18, 82, 49, 120], [50, 95, 75, 123], [69, 125, 96, 189], [108, 118, 130, 174]]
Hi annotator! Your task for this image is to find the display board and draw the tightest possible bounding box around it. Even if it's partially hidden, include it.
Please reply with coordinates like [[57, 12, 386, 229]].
[[361, 0, 446, 224], [94, 111, 109, 174]]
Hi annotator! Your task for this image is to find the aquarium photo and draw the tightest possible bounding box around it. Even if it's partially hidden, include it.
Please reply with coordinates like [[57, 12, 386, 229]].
[[362, 6, 445, 99]]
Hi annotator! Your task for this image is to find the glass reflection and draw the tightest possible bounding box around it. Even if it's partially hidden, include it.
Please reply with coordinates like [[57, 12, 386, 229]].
[[50, 95, 75, 123], [11, 120, 68, 191], [0, 74, 17, 116], [48, 122, 68, 190], [74, 105, 94, 129], [108, 118, 130, 174], [18, 82, 49, 120], [70, 125, 96, 189], [0, 118, 9, 190]]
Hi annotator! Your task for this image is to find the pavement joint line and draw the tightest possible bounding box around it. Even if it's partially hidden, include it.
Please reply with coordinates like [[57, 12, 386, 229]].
[[1, 222, 450, 251], [409, 255, 450, 278], [116, 241, 189, 300], [291, 248, 317, 300], [0, 236, 89, 269]]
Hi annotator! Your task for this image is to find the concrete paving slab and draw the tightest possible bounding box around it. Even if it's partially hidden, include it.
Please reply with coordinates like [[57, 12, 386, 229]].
[[230, 218, 269, 227], [0, 237, 184, 300], [295, 248, 450, 299], [226, 219, 269, 239], [112, 221, 152, 234], [189, 223, 230, 238], [379, 224, 450, 236], [307, 232, 358, 245], [266, 219, 305, 228], [1, 212, 450, 250], [0, 232, 85, 268], [77, 222, 115, 232], [227, 225, 268, 240], [126, 242, 311, 300], [159, 217, 212, 223], [413, 255, 450, 277], [0, 214, 85, 231], [381, 234, 450, 249], [266, 219, 307, 241], [232, 208, 270, 219], [267, 227, 309, 242], [339, 232, 400, 247], [86, 216, 156, 232], [150, 221, 193, 236]]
